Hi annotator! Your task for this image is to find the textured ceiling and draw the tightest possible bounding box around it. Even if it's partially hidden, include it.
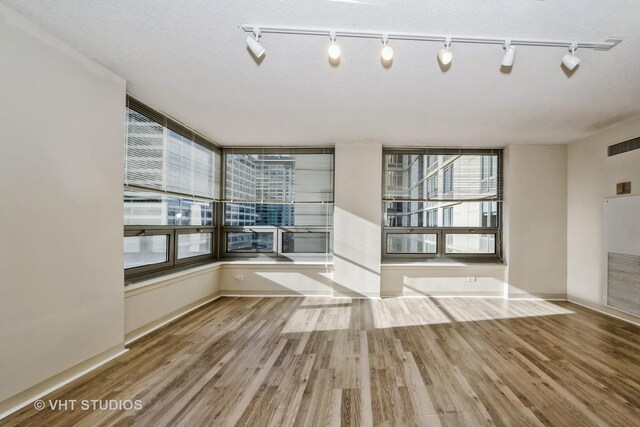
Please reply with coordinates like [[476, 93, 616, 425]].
[[3, 0, 640, 146]]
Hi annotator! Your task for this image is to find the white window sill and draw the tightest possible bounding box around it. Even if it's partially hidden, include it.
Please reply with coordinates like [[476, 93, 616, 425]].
[[381, 260, 506, 269]]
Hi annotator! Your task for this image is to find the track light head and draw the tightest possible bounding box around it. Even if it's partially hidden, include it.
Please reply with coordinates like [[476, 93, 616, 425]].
[[381, 34, 393, 61], [328, 31, 341, 60], [246, 27, 265, 58], [562, 43, 580, 71], [437, 36, 453, 65], [501, 41, 516, 67]]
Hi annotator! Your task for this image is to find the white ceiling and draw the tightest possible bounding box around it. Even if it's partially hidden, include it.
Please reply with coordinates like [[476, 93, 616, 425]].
[[4, 0, 640, 146]]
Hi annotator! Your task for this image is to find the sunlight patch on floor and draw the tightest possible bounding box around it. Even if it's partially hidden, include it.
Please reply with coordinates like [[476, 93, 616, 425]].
[[281, 304, 353, 333]]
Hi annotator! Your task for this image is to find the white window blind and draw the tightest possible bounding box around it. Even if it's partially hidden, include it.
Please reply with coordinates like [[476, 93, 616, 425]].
[[124, 97, 221, 200], [383, 149, 502, 202], [224, 150, 334, 203]]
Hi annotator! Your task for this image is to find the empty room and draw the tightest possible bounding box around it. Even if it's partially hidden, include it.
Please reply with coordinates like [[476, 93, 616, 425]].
[[1, 1, 639, 426]]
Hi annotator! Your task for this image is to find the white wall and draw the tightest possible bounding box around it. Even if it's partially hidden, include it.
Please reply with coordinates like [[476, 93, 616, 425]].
[[220, 263, 333, 296], [381, 264, 506, 297], [333, 143, 382, 297], [0, 4, 126, 410], [125, 266, 222, 340], [567, 116, 640, 314], [503, 145, 568, 299]]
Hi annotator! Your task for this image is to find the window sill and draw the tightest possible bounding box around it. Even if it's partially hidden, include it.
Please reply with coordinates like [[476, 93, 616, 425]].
[[221, 257, 334, 265], [381, 259, 506, 269]]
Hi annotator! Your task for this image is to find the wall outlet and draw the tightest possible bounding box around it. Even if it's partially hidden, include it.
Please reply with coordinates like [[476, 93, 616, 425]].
[[235, 274, 244, 281], [467, 277, 477, 282]]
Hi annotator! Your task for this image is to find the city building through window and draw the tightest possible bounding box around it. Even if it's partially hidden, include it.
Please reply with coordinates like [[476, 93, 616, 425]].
[[222, 149, 334, 257], [123, 97, 221, 281], [383, 148, 503, 260]]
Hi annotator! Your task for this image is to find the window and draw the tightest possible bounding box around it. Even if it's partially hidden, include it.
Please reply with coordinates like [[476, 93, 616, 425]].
[[226, 232, 275, 253], [222, 149, 334, 257], [481, 201, 498, 227], [443, 165, 454, 195], [382, 148, 502, 260], [177, 232, 213, 259], [124, 234, 169, 270], [124, 97, 221, 282], [481, 155, 498, 193], [443, 206, 453, 227], [282, 232, 330, 253], [427, 209, 438, 227], [386, 233, 437, 254]]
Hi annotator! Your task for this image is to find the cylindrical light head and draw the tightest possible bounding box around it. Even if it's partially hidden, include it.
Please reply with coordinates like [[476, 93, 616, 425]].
[[562, 53, 580, 70], [328, 42, 341, 60], [438, 47, 452, 65], [246, 30, 265, 58], [328, 32, 341, 60], [381, 34, 393, 61], [381, 45, 394, 61], [501, 45, 516, 67], [438, 37, 452, 66], [562, 43, 580, 71]]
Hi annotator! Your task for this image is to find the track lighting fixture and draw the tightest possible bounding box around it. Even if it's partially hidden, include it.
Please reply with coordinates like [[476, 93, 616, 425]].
[[501, 40, 516, 67], [562, 43, 581, 71], [381, 34, 393, 61], [437, 36, 453, 65], [246, 27, 265, 58], [328, 31, 341, 60], [241, 25, 621, 74]]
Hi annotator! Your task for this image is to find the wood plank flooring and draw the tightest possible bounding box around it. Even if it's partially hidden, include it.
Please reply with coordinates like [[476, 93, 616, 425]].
[[3, 297, 640, 426]]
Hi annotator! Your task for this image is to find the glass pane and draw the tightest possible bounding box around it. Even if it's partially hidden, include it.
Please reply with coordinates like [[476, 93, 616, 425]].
[[383, 201, 500, 228], [383, 153, 499, 200], [166, 131, 194, 195], [193, 143, 214, 198], [124, 190, 214, 226], [445, 234, 496, 254], [213, 149, 222, 200], [124, 107, 219, 199], [177, 233, 212, 259], [225, 152, 333, 203], [386, 234, 437, 254], [224, 203, 332, 227], [125, 109, 164, 190], [282, 232, 330, 253], [124, 235, 168, 269], [384, 201, 438, 227], [227, 232, 274, 253]]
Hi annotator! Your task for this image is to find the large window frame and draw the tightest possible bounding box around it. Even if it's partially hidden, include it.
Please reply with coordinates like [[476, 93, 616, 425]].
[[124, 97, 222, 283], [221, 148, 335, 259], [382, 148, 503, 262]]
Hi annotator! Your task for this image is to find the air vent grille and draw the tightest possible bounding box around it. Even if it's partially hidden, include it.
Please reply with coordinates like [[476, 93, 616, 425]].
[[607, 252, 640, 316], [608, 137, 640, 157]]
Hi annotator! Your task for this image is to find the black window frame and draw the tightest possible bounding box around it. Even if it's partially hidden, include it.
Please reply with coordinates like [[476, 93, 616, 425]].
[[124, 96, 222, 284], [221, 147, 335, 259], [382, 148, 503, 262]]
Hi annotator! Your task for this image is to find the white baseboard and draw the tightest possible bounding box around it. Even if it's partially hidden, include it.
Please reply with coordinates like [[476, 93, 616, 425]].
[[381, 291, 570, 300], [568, 296, 640, 326], [508, 292, 567, 300], [221, 289, 332, 297], [402, 291, 505, 298], [125, 292, 222, 345], [0, 345, 127, 421]]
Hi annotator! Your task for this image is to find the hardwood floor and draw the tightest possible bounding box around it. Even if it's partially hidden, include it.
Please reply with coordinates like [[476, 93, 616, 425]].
[[3, 297, 640, 426]]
